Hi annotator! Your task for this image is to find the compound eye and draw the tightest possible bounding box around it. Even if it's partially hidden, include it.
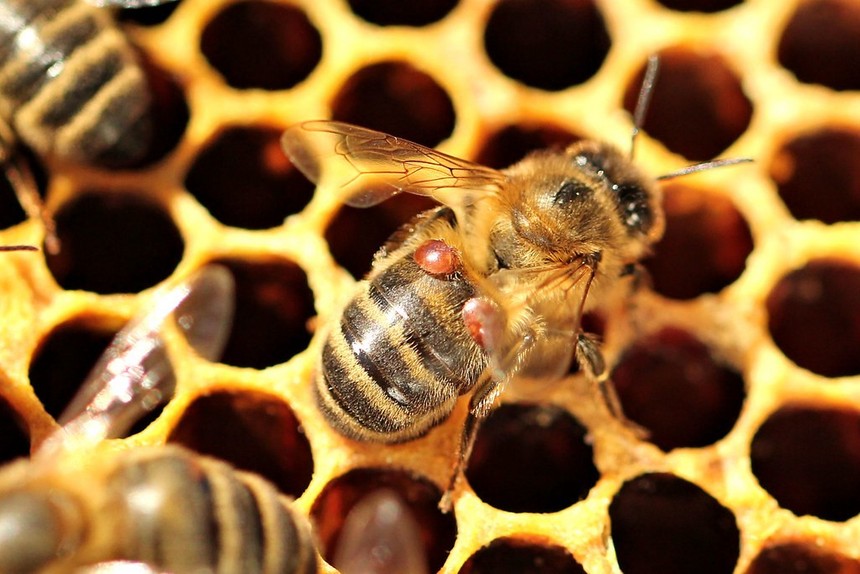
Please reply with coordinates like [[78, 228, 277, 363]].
[[553, 180, 591, 206], [615, 183, 653, 233]]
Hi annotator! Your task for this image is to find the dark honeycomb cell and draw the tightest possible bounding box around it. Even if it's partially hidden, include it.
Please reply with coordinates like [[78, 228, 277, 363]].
[[458, 538, 585, 574], [475, 123, 581, 169], [612, 328, 745, 451], [769, 128, 860, 223], [325, 194, 438, 278], [331, 62, 456, 148], [766, 259, 860, 378], [168, 390, 313, 498], [0, 397, 30, 464], [484, 0, 609, 91], [46, 193, 184, 294], [465, 403, 598, 513], [778, 0, 860, 91], [623, 49, 753, 161], [609, 473, 740, 574], [29, 320, 116, 421], [185, 126, 314, 229], [311, 468, 457, 573], [750, 406, 860, 522], [29, 319, 167, 436], [201, 1, 322, 90], [644, 183, 754, 299], [133, 53, 191, 167], [347, 0, 458, 26], [207, 258, 314, 369], [654, 0, 741, 12], [746, 542, 860, 574]]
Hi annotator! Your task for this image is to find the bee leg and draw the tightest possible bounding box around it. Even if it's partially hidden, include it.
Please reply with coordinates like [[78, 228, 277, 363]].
[[620, 261, 653, 294], [575, 333, 647, 438], [440, 367, 513, 514], [442, 300, 540, 511], [0, 120, 58, 254]]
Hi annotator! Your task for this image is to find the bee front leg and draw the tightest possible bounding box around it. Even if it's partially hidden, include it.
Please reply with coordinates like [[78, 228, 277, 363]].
[[576, 333, 647, 438], [440, 298, 540, 512], [0, 119, 57, 254]]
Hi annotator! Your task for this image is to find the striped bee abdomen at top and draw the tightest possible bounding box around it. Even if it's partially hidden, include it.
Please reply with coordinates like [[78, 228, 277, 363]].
[[318, 241, 487, 443], [106, 446, 317, 574], [0, 0, 153, 166]]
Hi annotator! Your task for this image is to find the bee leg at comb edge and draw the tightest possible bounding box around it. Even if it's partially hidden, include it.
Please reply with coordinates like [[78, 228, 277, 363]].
[[0, 119, 58, 254], [441, 314, 541, 512], [576, 333, 647, 439], [439, 385, 489, 513]]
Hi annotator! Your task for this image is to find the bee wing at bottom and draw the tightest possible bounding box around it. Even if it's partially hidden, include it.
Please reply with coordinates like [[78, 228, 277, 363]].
[[39, 266, 235, 456]]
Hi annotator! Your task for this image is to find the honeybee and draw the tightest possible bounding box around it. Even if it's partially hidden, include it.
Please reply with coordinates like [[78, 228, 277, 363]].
[[0, 266, 319, 574], [281, 57, 748, 509], [0, 0, 178, 252]]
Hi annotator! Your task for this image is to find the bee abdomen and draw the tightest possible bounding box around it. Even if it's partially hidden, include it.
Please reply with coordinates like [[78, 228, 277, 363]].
[[0, 1, 152, 166], [108, 447, 316, 574], [318, 254, 484, 441]]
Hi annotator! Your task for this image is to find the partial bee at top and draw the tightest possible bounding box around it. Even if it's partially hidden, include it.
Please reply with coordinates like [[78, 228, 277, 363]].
[[0, 0, 179, 169]]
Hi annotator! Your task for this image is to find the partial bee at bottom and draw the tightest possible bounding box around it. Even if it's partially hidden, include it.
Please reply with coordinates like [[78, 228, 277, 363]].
[[0, 266, 318, 574], [0, 445, 318, 574]]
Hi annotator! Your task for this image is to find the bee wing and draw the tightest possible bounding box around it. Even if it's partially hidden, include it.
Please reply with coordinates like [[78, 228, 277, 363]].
[[38, 266, 235, 457], [281, 120, 506, 208]]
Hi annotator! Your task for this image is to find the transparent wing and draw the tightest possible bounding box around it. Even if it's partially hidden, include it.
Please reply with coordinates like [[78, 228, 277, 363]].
[[281, 120, 507, 208], [86, 0, 178, 7], [38, 265, 234, 457]]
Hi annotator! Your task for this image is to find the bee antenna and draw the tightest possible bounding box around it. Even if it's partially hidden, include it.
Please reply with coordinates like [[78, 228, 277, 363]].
[[656, 157, 753, 181], [630, 55, 660, 160]]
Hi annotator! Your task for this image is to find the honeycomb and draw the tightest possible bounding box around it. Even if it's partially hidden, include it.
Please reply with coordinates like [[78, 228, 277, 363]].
[[1, 0, 859, 572]]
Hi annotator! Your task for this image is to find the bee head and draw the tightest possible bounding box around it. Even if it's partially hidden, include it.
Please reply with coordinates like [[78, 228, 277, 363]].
[[565, 141, 663, 241], [495, 142, 663, 269]]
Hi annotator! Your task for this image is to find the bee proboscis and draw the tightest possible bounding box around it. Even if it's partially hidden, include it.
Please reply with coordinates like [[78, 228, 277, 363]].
[[281, 56, 749, 510], [0, 265, 319, 574]]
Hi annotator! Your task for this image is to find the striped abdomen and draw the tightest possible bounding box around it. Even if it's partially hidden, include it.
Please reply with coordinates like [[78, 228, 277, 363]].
[[106, 446, 317, 574], [318, 244, 487, 443], [0, 0, 152, 166]]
